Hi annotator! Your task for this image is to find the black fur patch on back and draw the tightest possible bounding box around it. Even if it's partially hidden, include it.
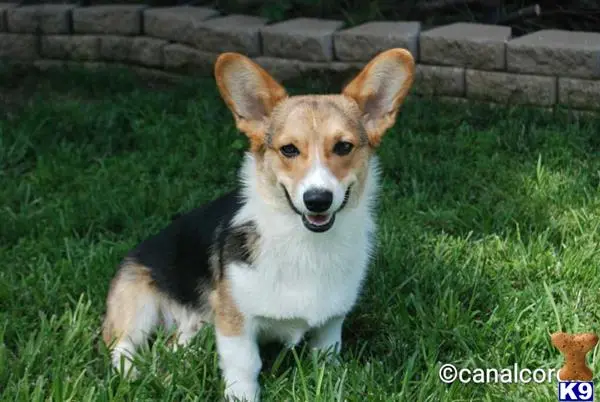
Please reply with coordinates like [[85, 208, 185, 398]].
[[126, 189, 256, 308]]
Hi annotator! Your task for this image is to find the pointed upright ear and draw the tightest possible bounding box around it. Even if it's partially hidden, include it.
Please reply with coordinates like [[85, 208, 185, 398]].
[[215, 53, 288, 151], [342, 48, 415, 147]]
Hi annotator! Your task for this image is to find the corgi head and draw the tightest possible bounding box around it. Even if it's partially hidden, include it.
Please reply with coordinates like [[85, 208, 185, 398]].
[[215, 49, 415, 233]]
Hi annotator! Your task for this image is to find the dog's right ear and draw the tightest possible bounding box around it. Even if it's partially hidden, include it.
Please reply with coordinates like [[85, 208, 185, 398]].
[[215, 53, 288, 151]]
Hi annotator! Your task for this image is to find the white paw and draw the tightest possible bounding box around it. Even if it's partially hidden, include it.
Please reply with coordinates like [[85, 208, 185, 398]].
[[326, 354, 342, 367], [224, 380, 260, 402], [310, 346, 341, 366], [112, 357, 140, 380], [171, 336, 189, 352]]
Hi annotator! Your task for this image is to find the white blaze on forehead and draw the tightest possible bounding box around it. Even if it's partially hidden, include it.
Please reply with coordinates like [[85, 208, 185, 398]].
[[300, 162, 337, 192], [294, 149, 346, 214], [311, 107, 318, 131]]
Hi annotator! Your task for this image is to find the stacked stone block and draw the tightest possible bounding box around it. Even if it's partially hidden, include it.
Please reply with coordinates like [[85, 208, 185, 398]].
[[0, 3, 598, 111]]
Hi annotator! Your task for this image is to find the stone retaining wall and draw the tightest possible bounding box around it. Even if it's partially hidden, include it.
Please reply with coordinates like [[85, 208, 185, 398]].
[[1, 4, 600, 111]]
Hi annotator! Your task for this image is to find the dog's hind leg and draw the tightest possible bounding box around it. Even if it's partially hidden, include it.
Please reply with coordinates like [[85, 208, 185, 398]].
[[102, 261, 161, 378], [162, 300, 210, 351]]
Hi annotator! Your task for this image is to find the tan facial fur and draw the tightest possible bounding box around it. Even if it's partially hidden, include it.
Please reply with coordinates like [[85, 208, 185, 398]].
[[215, 48, 415, 215], [262, 95, 371, 203]]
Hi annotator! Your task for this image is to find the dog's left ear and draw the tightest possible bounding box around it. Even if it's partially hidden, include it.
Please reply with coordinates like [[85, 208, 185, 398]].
[[342, 48, 415, 147], [215, 53, 288, 150]]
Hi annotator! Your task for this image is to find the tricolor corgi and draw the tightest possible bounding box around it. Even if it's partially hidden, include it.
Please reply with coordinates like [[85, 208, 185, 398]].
[[102, 48, 415, 402]]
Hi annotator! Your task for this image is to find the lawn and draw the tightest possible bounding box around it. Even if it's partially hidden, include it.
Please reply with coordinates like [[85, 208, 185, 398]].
[[1, 65, 599, 402]]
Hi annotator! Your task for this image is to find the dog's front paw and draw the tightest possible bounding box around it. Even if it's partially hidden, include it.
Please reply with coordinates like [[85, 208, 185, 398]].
[[224, 380, 260, 402], [324, 352, 342, 367], [310, 346, 342, 366], [111, 351, 140, 380]]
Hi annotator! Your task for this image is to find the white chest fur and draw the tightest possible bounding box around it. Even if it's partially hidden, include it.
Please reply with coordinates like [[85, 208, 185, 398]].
[[227, 213, 373, 329], [227, 154, 379, 338]]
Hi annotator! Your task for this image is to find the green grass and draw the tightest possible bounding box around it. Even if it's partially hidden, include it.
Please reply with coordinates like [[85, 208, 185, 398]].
[[1, 65, 600, 401]]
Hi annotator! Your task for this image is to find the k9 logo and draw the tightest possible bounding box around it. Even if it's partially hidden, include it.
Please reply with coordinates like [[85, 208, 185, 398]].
[[558, 382, 594, 402]]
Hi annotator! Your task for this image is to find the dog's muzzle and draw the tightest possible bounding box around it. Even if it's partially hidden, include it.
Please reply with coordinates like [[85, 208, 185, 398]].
[[282, 185, 352, 233]]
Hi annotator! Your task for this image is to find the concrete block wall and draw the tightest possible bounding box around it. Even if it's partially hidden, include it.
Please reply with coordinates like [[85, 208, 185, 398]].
[[1, 4, 599, 111]]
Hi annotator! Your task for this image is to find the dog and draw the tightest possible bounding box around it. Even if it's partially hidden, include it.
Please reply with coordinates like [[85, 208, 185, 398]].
[[102, 48, 415, 402]]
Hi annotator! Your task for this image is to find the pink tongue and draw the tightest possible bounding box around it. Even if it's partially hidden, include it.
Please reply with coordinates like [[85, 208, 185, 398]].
[[308, 214, 328, 224]]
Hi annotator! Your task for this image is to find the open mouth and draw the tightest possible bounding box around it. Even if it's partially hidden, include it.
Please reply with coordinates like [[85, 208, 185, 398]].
[[302, 213, 336, 233], [282, 185, 352, 234]]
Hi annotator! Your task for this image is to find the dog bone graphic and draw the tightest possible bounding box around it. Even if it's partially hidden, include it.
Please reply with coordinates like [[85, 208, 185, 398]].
[[551, 331, 598, 381]]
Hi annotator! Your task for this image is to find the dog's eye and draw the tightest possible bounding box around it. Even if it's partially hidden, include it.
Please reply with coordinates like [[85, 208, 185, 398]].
[[333, 141, 354, 156], [280, 144, 300, 158]]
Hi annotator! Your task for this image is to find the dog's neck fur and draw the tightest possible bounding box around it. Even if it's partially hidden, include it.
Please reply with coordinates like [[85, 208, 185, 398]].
[[233, 152, 380, 241]]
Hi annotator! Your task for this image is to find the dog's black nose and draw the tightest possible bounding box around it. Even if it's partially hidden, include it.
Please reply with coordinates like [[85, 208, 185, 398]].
[[303, 189, 333, 213]]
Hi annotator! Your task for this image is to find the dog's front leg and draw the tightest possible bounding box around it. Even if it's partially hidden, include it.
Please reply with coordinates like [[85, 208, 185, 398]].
[[309, 315, 345, 362], [216, 325, 262, 402]]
